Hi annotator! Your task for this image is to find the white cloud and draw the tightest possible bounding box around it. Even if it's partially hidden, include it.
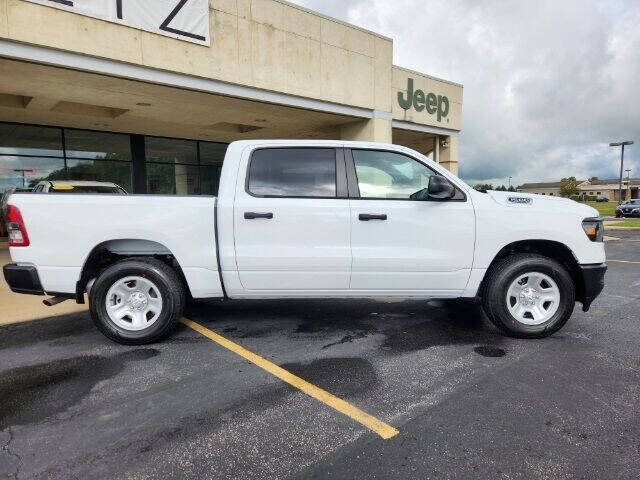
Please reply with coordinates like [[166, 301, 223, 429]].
[[291, 0, 640, 187]]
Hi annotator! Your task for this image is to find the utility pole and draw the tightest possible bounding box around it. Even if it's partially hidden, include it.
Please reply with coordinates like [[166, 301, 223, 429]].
[[13, 168, 34, 188], [610, 141, 634, 202]]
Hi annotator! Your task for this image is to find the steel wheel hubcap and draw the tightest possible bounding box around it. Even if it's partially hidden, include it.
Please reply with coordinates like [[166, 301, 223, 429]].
[[105, 276, 163, 331], [506, 272, 560, 325]]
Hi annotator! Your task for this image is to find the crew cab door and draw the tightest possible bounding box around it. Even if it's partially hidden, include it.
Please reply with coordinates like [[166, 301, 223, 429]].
[[233, 147, 351, 291], [346, 148, 475, 294]]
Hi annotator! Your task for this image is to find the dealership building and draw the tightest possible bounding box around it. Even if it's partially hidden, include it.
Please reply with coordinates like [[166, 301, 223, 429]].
[[0, 0, 463, 197]]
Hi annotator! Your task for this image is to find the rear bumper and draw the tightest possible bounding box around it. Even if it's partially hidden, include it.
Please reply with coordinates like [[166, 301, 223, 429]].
[[579, 263, 607, 312], [3, 263, 45, 296]]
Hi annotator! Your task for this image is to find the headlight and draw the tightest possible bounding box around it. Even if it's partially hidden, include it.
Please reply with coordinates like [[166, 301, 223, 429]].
[[582, 218, 603, 242]]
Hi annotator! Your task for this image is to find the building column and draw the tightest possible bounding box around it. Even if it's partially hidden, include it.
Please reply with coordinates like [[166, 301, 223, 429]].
[[340, 116, 392, 143], [438, 136, 459, 175], [130, 135, 147, 194]]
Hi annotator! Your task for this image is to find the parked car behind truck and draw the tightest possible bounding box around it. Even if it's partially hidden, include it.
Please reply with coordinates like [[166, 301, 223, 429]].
[[3, 140, 607, 344], [615, 199, 640, 218], [31, 180, 127, 194]]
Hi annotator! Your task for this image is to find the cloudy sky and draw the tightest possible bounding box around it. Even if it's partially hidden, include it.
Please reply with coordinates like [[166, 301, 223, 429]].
[[291, 0, 639, 187]]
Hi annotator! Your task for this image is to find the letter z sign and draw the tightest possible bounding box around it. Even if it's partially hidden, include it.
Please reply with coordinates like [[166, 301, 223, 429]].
[[22, 0, 210, 45]]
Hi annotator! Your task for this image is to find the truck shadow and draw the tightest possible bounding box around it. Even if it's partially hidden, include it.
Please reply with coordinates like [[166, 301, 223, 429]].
[[185, 298, 508, 355]]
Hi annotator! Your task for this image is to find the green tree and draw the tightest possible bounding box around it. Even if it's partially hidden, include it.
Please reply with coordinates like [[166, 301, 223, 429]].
[[560, 177, 581, 197], [28, 153, 132, 192], [474, 183, 494, 193]]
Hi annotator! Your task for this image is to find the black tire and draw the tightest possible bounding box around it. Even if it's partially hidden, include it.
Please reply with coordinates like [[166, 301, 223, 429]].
[[482, 254, 575, 339], [89, 257, 185, 345]]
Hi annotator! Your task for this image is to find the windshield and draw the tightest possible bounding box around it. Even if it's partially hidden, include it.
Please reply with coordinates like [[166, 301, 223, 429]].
[[50, 186, 126, 194]]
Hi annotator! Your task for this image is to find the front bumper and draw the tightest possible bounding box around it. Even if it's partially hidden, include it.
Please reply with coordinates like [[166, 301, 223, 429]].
[[3, 263, 45, 295], [578, 263, 607, 312]]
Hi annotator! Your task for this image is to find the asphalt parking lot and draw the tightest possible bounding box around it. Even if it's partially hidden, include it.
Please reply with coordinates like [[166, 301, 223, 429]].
[[1, 232, 639, 480]]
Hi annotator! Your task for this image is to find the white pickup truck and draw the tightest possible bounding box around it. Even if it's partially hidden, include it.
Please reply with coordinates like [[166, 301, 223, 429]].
[[3, 140, 606, 344]]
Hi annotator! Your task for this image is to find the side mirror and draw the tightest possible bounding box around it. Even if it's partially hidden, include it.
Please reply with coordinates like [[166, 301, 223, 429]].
[[426, 175, 455, 200]]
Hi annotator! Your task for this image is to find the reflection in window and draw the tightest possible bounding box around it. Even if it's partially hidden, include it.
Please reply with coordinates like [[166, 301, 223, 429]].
[[352, 150, 434, 199], [145, 137, 198, 165], [147, 163, 199, 195], [66, 160, 132, 192], [200, 165, 220, 196], [199, 142, 227, 165], [64, 129, 132, 161], [248, 148, 336, 197], [199, 141, 226, 195], [0, 156, 66, 192], [0, 124, 63, 156]]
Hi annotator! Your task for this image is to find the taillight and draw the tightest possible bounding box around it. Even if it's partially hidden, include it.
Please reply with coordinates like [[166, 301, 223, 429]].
[[6, 205, 30, 247]]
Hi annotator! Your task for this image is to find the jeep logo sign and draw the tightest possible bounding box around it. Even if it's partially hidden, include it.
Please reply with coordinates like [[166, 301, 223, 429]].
[[398, 78, 450, 122], [22, 0, 210, 45]]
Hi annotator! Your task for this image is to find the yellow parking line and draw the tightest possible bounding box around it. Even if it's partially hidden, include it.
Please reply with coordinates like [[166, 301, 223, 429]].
[[609, 259, 640, 264], [179, 317, 399, 440]]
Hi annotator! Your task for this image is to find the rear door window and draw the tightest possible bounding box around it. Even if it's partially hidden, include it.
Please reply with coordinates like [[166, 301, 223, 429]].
[[247, 148, 336, 198]]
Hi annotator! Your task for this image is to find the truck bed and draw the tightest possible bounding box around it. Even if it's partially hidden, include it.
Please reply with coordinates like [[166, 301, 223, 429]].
[[7, 193, 223, 298]]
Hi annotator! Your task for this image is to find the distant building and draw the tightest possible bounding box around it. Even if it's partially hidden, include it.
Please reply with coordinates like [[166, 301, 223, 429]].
[[516, 181, 568, 197], [518, 178, 640, 201]]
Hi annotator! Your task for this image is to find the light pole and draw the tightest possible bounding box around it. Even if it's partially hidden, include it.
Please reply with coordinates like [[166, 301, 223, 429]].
[[610, 141, 634, 202]]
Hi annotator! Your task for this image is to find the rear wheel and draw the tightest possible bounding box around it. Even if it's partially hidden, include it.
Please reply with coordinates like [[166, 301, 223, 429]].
[[482, 254, 575, 338], [89, 257, 185, 345]]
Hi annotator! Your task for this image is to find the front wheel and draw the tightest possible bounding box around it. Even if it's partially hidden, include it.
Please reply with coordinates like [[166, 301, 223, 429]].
[[482, 254, 575, 338], [89, 257, 185, 345]]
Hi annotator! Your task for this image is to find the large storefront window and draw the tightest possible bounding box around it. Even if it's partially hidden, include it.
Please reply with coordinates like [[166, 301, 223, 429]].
[[0, 123, 133, 192], [65, 159, 133, 191], [0, 124, 64, 192], [64, 129, 133, 191], [0, 122, 228, 197], [0, 123, 63, 157], [0, 156, 66, 190], [65, 129, 132, 161], [199, 142, 226, 195], [145, 136, 226, 195]]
